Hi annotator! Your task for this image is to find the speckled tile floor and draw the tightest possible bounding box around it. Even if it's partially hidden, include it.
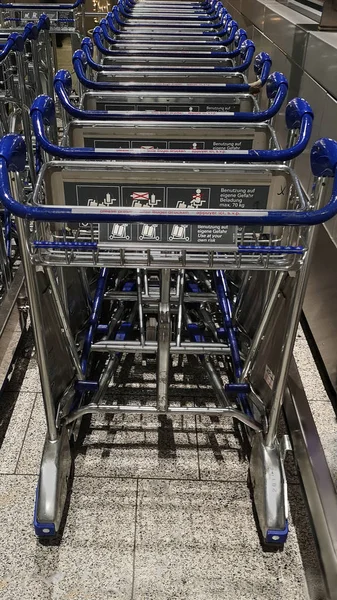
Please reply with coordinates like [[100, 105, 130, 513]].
[[0, 323, 331, 600]]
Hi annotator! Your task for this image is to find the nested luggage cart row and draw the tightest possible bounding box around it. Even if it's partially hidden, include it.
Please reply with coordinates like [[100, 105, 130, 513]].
[[1, 0, 337, 578]]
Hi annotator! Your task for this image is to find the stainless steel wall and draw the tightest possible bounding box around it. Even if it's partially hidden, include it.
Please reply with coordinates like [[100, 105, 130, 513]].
[[226, 0, 337, 242], [226, 0, 337, 393]]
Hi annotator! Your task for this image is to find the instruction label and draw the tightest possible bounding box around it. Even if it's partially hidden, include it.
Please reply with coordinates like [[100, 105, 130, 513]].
[[16, 9, 73, 26], [83, 138, 253, 151], [96, 101, 241, 113], [63, 182, 269, 244]]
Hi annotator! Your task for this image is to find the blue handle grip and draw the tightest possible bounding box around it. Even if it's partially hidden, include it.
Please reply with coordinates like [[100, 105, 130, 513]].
[[23, 22, 39, 41], [37, 14, 51, 31], [98, 20, 243, 51], [1, 134, 336, 227], [118, 0, 222, 21], [84, 34, 254, 73], [0, 33, 25, 60], [54, 69, 288, 123], [31, 94, 312, 163], [72, 49, 254, 93], [107, 9, 228, 37], [112, 6, 228, 36]]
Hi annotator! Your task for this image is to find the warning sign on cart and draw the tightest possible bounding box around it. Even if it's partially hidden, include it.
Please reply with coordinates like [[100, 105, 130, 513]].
[[63, 181, 269, 245]]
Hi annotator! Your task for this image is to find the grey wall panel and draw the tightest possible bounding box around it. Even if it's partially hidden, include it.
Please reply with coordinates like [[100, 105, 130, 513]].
[[304, 33, 337, 101], [264, 8, 308, 66], [237, 0, 266, 28], [315, 94, 337, 240]]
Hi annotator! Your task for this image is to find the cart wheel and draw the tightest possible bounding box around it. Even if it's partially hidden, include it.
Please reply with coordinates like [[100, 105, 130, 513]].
[[247, 472, 287, 551], [34, 484, 58, 540]]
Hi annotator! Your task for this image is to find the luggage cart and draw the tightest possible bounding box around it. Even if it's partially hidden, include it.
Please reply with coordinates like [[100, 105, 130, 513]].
[[111, 2, 227, 29], [107, 5, 232, 39], [31, 94, 311, 163], [0, 98, 320, 543], [71, 46, 271, 92], [120, 0, 220, 15], [31, 75, 290, 159], [82, 42, 259, 84], [98, 16, 246, 51], [0, 0, 86, 55], [116, 0, 224, 20], [54, 66, 280, 119], [84, 29, 253, 71]]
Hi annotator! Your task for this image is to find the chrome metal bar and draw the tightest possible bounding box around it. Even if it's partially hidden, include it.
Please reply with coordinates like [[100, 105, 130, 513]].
[[202, 356, 231, 408], [46, 267, 84, 381], [176, 269, 185, 347], [240, 272, 285, 381], [137, 268, 145, 347], [104, 291, 217, 302], [157, 268, 171, 411], [64, 403, 262, 430], [91, 341, 231, 354], [15, 216, 57, 441]]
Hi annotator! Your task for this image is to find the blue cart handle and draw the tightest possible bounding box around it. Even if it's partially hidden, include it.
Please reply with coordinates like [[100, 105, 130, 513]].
[[98, 20, 242, 52], [118, 0, 223, 20], [31, 94, 312, 163], [112, 5, 228, 31], [117, 1, 224, 22], [122, 0, 219, 13], [36, 14, 51, 31], [72, 48, 270, 92], [54, 69, 288, 123], [0, 32, 25, 59], [0, 0, 84, 8], [22, 22, 39, 41], [84, 34, 253, 73], [106, 9, 229, 37], [1, 134, 337, 227]]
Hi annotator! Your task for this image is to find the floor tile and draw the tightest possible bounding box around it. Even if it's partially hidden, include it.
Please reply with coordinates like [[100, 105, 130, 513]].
[[196, 415, 249, 482], [0, 392, 36, 474], [15, 394, 46, 475], [133, 479, 309, 600], [0, 474, 136, 600], [294, 328, 329, 402], [75, 411, 199, 480]]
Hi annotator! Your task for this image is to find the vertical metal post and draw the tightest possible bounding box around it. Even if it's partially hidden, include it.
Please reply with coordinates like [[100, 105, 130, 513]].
[[266, 182, 326, 447], [15, 213, 57, 441], [157, 268, 171, 412], [16, 53, 36, 185]]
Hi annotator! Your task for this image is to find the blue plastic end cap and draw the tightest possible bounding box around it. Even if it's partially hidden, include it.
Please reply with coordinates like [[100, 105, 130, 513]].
[[254, 51, 272, 74], [266, 72, 288, 99], [228, 19, 238, 32], [30, 95, 55, 125], [266, 521, 288, 544], [8, 32, 25, 53], [285, 97, 314, 130], [311, 137, 337, 177], [0, 134, 26, 172], [24, 22, 39, 41], [82, 36, 93, 51], [240, 39, 254, 58], [34, 521, 56, 538], [72, 49, 87, 68], [54, 69, 73, 92], [39, 14, 51, 30], [34, 486, 56, 538]]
